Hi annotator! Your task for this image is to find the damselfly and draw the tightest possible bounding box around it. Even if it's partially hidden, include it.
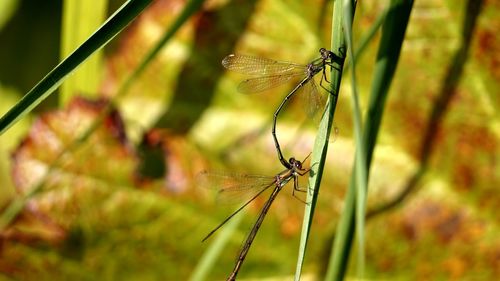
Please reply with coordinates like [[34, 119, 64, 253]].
[[222, 48, 342, 169], [200, 156, 311, 280]]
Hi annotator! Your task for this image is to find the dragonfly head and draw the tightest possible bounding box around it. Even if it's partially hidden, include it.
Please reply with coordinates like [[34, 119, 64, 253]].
[[289, 157, 303, 170], [319, 48, 335, 61]]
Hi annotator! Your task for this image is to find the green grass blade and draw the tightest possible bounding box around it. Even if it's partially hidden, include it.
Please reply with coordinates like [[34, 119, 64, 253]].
[[364, 0, 414, 163], [325, 0, 414, 280], [60, 0, 108, 104], [344, 6, 388, 73], [353, 8, 387, 63], [293, 1, 347, 279], [368, 0, 484, 219], [0, 0, 153, 135], [341, 0, 367, 276]]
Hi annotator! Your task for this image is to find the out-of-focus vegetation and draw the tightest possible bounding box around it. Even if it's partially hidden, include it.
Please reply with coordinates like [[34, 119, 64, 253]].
[[0, 0, 498, 280]]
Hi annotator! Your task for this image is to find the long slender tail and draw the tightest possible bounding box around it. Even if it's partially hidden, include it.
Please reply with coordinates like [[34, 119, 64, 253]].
[[272, 77, 310, 169], [227, 184, 284, 280]]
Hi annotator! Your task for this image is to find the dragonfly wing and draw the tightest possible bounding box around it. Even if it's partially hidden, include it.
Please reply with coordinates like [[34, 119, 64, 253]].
[[197, 171, 276, 205], [300, 78, 328, 119], [222, 54, 305, 76], [237, 72, 305, 94]]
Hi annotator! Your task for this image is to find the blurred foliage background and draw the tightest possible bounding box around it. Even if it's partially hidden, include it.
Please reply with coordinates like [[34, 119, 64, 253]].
[[0, 0, 498, 280]]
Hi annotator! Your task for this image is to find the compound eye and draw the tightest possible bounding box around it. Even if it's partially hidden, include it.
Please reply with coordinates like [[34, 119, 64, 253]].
[[290, 158, 302, 168], [319, 47, 326, 52]]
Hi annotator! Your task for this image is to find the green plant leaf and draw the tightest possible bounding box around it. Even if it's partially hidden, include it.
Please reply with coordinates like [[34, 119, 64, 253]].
[[325, 0, 414, 279], [294, 1, 347, 279], [341, 0, 368, 276]]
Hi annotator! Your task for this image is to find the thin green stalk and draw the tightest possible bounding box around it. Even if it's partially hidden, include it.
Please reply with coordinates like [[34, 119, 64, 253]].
[[367, 0, 482, 219], [293, 1, 347, 279], [325, 0, 413, 280], [345, 6, 388, 73], [0, 0, 154, 135], [341, 0, 367, 276]]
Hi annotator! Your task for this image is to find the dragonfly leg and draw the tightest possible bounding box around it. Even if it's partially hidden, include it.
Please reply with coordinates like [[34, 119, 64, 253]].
[[291, 176, 308, 204], [297, 165, 311, 176], [292, 175, 313, 204], [293, 170, 309, 192], [319, 75, 334, 95], [322, 66, 331, 83], [325, 62, 342, 73]]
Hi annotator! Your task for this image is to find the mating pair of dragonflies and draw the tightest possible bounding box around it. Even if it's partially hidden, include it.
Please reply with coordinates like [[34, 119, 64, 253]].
[[200, 48, 342, 280]]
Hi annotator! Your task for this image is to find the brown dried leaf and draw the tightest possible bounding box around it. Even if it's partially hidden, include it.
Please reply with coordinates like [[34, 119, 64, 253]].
[[10, 96, 138, 231]]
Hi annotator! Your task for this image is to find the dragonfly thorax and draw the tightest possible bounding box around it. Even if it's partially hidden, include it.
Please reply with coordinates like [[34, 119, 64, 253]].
[[306, 63, 324, 77]]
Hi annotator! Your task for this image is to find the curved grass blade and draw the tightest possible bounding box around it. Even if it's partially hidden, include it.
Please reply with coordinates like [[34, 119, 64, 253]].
[[348, 7, 388, 72], [367, 0, 484, 219], [0, 0, 154, 135], [326, 0, 414, 280], [342, 0, 368, 276], [293, 1, 347, 279]]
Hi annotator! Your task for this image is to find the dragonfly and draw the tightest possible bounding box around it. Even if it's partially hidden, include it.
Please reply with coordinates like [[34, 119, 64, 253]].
[[222, 48, 342, 169], [200, 155, 311, 280]]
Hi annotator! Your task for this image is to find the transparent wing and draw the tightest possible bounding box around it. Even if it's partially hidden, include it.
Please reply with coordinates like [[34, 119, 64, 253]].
[[222, 54, 306, 76], [197, 171, 276, 204], [301, 78, 328, 119], [237, 72, 306, 94]]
